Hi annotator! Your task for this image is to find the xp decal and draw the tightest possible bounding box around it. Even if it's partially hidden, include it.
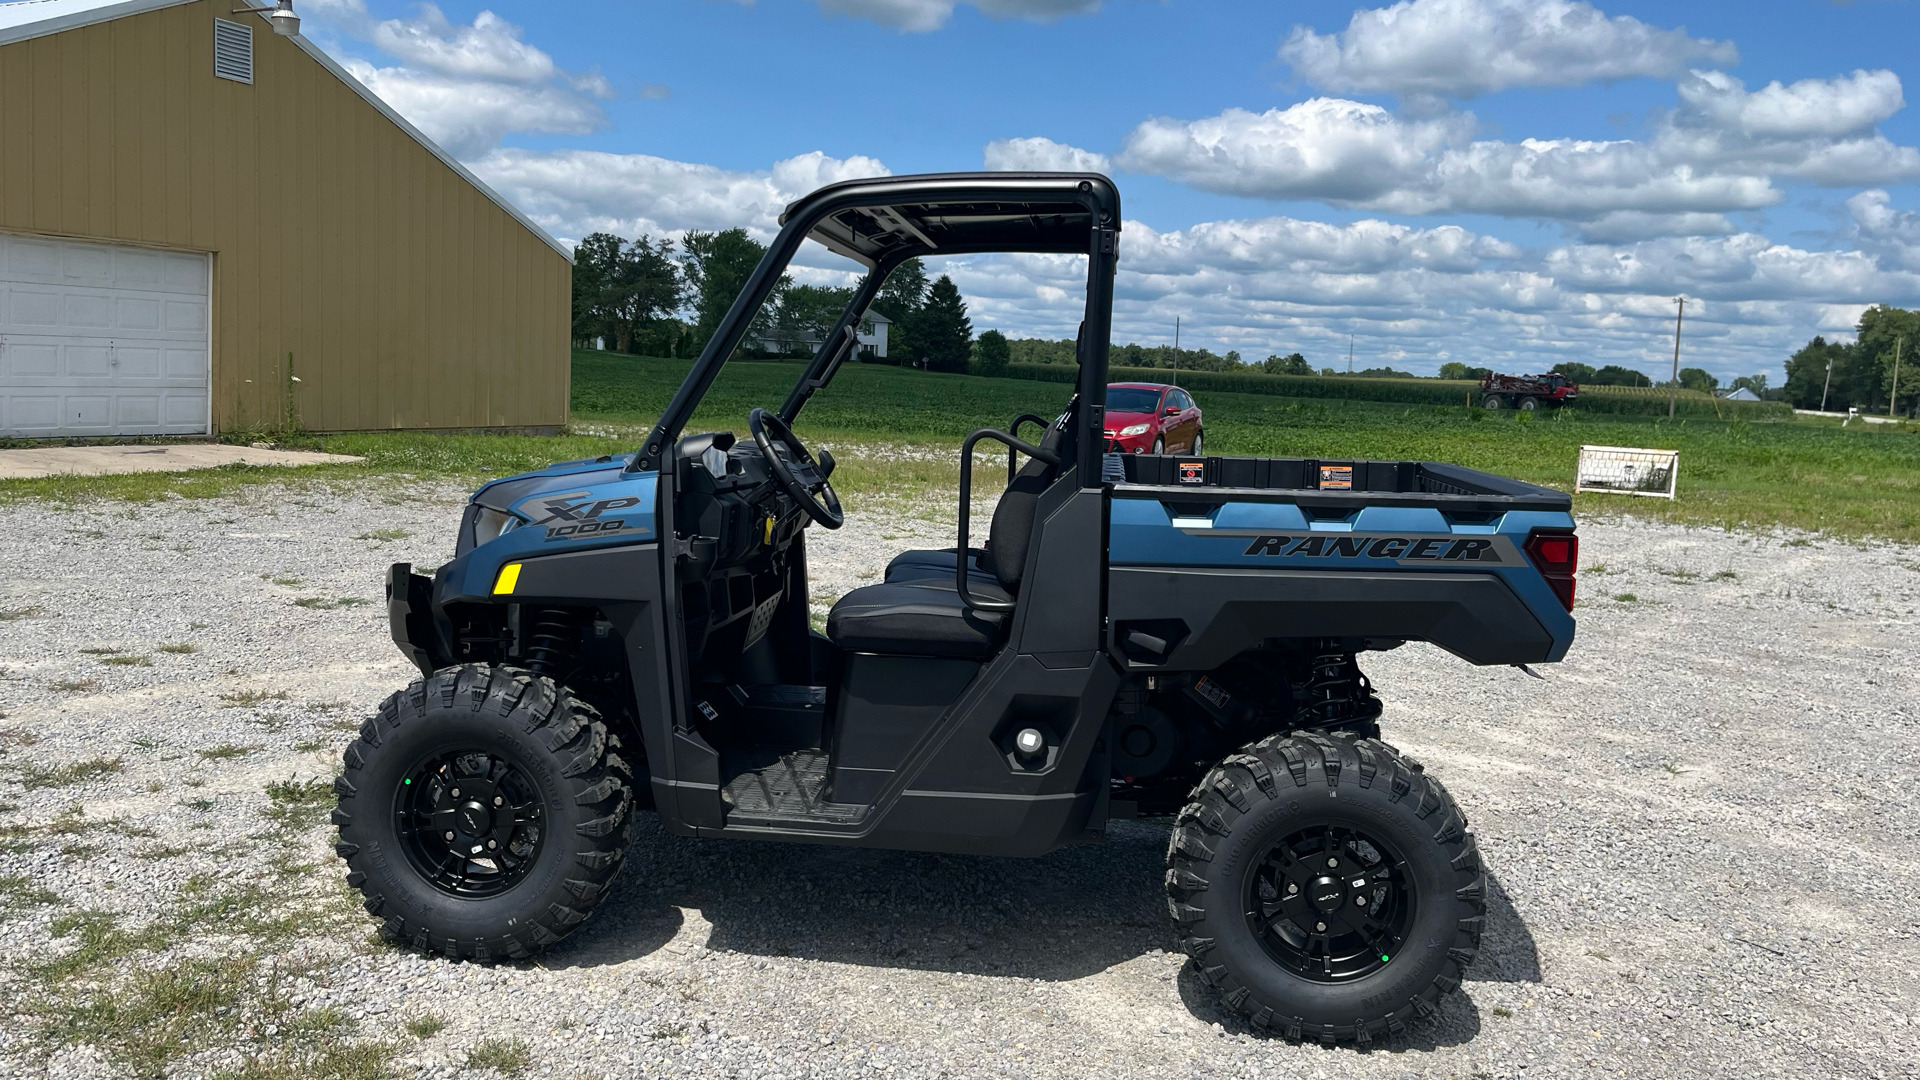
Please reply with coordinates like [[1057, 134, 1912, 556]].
[[527, 492, 646, 541]]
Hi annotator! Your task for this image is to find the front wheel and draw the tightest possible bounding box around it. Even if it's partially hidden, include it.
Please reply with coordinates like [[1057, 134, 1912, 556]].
[[1518, 396, 1540, 412], [333, 665, 634, 960], [1152, 436, 1166, 455], [1191, 430, 1204, 455], [1166, 733, 1483, 1042]]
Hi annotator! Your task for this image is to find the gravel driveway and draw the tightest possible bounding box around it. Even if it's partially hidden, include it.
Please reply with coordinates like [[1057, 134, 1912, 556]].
[[0, 479, 1915, 1079]]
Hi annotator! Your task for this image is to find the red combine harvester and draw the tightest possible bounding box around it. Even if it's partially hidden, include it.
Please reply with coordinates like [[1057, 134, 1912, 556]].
[[1480, 371, 1578, 411]]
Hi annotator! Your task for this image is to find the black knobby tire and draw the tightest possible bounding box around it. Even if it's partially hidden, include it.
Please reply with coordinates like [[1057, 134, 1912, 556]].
[[333, 664, 634, 961], [1482, 395, 1505, 410], [1518, 396, 1540, 412], [1166, 733, 1484, 1043]]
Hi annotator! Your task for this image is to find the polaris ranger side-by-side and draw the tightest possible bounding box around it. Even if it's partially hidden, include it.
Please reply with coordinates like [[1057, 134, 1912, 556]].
[[335, 173, 1580, 1043]]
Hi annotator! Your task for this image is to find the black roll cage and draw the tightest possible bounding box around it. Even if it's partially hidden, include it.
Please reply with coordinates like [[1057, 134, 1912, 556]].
[[625, 172, 1122, 491]]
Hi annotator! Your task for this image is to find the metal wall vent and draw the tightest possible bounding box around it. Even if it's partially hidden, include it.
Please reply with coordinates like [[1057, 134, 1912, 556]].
[[213, 19, 253, 84]]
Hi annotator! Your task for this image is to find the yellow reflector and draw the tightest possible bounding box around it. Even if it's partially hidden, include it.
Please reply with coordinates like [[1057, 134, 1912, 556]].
[[763, 516, 775, 544], [493, 563, 522, 595]]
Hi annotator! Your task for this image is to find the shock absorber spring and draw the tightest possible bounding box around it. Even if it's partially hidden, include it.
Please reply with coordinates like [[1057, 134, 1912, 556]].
[[522, 608, 581, 677], [1300, 645, 1383, 727]]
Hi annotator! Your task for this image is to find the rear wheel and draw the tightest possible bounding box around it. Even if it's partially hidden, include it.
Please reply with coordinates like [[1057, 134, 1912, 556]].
[[1482, 395, 1505, 410], [1166, 733, 1483, 1042], [1518, 396, 1540, 412], [333, 664, 634, 961]]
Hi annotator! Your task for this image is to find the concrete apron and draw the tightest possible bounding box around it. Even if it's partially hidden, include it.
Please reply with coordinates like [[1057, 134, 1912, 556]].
[[0, 444, 364, 479]]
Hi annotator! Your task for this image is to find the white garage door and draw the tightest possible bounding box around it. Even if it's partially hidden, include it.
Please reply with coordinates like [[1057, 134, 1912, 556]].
[[0, 232, 210, 438]]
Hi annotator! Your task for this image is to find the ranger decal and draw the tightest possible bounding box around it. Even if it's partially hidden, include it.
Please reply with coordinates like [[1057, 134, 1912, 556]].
[[1241, 534, 1504, 562]]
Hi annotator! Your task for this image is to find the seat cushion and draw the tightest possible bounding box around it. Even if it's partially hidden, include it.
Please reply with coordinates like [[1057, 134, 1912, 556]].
[[827, 579, 1011, 659], [884, 548, 997, 586]]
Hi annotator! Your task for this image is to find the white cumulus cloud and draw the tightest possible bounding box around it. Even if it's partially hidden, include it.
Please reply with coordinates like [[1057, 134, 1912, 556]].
[[306, 1, 618, 157], [1279, 0, 1736, 99], [467, 149, 892, 243], [1119, 99, 1469, 204], [983, 137, 1112, 173], [729, 0, 1102, 33], [1114, 100, 1778, 226]]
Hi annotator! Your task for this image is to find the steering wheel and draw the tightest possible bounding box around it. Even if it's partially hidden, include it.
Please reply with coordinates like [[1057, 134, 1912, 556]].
[[748, 408, 844, 530]]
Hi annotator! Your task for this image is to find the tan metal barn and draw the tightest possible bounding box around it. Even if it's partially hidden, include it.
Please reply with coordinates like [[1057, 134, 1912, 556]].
[[0, 0, 572, 438]]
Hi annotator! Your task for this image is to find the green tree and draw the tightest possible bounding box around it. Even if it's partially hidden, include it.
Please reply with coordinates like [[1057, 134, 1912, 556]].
[[570, 233, 684, 354], [1590, 365, 1653, 387], [775, 284, 856, 356], [1264, 352, 1312, 376], [974, 329, 1011, 377], [1678, 367, 1719, 393], [1225, 350, 1242, 366], [1550, 361, 1597, 382], [916, 275, 973, 372], [868, 258, 929, 364], [1437, 361, 1491, 381], [683, 229, 777, 357], [1729, 374, 1768, 395], [571, 232, 616, 347], [1852, 304, 1920, 413], [1784, 335, 1853, 410], [1011, 337, 1078, 365]]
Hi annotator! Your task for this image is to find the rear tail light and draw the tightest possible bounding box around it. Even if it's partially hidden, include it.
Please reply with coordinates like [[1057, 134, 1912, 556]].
[[1524, 530, 1578, 612]]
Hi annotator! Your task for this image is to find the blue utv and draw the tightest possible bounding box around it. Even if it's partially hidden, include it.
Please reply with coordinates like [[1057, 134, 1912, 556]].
[[334, 173, 1580, 1043]]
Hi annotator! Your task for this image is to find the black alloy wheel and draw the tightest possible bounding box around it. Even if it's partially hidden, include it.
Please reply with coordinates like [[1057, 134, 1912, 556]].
[[1245, 822, 1413, 983], [335, 665, 634, 961], [396, 748, 546, 899], [1166, 732, 1484, 1042]]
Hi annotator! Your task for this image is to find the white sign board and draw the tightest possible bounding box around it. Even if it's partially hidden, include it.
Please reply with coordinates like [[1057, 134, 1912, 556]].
[[1576, 445, 1678, 499]]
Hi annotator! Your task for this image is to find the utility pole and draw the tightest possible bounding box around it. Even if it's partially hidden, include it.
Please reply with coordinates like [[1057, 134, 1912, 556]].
[[1821, 352, 1834, 412], [1668, 296, 1685, 420], [1891, 335, 1904, 418], [1171, 316, 1180, 387], [1348, 334, 1355, 374]]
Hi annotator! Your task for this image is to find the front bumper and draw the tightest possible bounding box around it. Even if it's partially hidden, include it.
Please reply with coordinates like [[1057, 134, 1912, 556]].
[[387, 562, 443, 677], [1103, 430, 1156, 453]]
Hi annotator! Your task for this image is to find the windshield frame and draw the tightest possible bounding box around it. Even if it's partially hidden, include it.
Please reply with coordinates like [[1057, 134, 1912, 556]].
[[625, 173, 1122, 491]]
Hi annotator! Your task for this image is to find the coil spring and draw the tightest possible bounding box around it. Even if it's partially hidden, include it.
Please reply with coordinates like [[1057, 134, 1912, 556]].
[[522, 608, 580, 677], [1302, 648, 1381, 726]]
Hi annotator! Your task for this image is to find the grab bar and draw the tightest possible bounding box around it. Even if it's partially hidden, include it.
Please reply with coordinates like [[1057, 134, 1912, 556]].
[[1007, 413, 1049, 484], [956, 428, 1060, 613]]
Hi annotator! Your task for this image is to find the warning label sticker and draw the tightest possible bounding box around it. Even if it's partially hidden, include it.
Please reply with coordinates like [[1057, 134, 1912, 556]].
[[1319, 465, 1353, 490], [1177, 460, 1207, 485]]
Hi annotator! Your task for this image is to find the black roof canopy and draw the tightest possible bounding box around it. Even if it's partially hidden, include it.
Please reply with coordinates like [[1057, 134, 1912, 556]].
[[781, 172, 1120, 265]]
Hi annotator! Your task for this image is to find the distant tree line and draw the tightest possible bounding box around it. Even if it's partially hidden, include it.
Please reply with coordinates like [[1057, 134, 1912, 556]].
[[577, 240, 1832, 401], [572, 231, 977, 371], [1783, 305, 1917, 414]]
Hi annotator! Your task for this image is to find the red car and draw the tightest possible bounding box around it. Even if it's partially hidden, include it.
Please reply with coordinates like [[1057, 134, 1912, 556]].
[[1104, 382, 1203, 455]]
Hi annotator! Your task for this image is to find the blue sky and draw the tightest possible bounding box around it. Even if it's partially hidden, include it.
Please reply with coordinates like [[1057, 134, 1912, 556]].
[[300, 0, 1920, 383]]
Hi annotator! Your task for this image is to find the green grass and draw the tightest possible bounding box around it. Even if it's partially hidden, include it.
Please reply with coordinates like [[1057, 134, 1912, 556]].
[[18, 756, 123, 789], [403, 1013, 447, 1039], [2, 349, 1916, 540], [220, 689, 290, 707], [466, 1037, 531, 1072]]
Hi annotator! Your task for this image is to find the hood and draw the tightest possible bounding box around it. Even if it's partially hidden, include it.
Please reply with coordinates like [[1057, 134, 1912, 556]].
[[471, 453, 639, 513]]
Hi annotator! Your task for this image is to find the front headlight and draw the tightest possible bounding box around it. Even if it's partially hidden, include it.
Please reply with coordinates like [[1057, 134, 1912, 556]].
[[473, 506, 518, 546], [1119, 423, 1150, 437]]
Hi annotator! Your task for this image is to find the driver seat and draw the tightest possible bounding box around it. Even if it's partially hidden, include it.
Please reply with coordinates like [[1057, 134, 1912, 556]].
[[825, 433, 1060, 660]]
